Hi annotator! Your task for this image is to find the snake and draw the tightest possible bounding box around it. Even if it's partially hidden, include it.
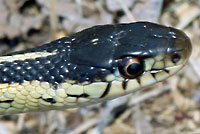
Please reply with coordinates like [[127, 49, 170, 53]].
[[0, 22, 192, 115]]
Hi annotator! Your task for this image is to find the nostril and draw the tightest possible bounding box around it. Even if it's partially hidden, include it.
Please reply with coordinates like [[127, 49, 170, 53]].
[[171, 53, 181, 63]]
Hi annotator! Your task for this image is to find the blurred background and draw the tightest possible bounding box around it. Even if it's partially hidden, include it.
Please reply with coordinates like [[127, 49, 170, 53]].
[[0, 0, 199, 134]]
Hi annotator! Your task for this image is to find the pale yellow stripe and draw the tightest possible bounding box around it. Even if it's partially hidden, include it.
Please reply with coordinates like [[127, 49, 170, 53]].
[[0, 52, 57, 63]]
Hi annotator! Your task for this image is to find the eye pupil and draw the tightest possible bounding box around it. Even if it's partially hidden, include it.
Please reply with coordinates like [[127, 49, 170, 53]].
[[127, 63, 143, 75]]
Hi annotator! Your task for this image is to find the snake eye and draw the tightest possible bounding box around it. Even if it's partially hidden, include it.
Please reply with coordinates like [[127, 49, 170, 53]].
[[118, 57, 144, 79]]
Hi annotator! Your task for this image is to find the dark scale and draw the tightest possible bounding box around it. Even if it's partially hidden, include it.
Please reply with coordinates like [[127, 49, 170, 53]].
[[38, 68, 48, 75], [100, 82, 111, 98], [40, 97, 56, 104], [122, 79, 129, 90], [0, 75, 10, 83], [0, 100, 14, 103], [67, 93, 89, 98], [6, 70, 15, 77]]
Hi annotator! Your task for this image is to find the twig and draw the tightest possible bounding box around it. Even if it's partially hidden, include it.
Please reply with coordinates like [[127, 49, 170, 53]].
[[176, 6, 200, 29], [170, 77, 195, 110], [49, 0, 58, 40], [128, 85, 170, 106], [132, 105, 153, 134], [75, 0, 83, 17], [67, 118, 98, 134], [116, 0, 136, 21], [46, 122, 58, 134], [189, 58, 200, 80], [16, 114, 25, 131]]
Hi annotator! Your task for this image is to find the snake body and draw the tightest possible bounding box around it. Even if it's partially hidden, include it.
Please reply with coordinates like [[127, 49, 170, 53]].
[[0, 22, 192, 115]]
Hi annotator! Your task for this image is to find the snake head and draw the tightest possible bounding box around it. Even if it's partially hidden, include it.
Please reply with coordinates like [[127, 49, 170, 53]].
[[69, 22, 192, 85], [109, 22, 192, 94], [68, 22, 192, 99]]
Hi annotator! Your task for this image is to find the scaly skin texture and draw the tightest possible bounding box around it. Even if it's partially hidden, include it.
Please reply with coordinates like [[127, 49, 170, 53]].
[[0, 22, 192, 115]]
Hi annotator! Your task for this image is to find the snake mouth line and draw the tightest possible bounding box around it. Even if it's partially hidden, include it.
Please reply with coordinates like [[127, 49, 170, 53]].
[[146, 64, 184, 83], [149, 64, 184, 75]]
